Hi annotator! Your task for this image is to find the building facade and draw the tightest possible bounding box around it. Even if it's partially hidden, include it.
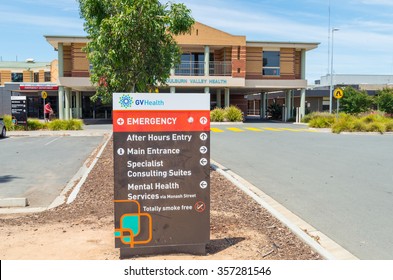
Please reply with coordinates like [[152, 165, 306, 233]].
[[40, 22, 318, 120], [0, 60, 58, 116]]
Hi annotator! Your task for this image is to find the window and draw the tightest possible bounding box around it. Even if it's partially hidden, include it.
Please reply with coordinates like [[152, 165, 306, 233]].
[[262, 51, 280, 76], [175, 53, 213, 76], [11, 73, 23, 82], [44, 72, 51, 82], [34, 72, 39, 82]]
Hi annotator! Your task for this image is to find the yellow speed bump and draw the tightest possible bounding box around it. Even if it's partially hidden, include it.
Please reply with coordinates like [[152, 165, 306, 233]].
[[245, 127, 264, 132], [210, 127, 224, 133], [227, 127, 244, 132]]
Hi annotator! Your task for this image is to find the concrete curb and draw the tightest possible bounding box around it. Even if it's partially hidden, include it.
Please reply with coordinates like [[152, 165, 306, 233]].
[[211, 159, 358, 260], [0, 198, 29, 208], [65, 132, 113, 205]]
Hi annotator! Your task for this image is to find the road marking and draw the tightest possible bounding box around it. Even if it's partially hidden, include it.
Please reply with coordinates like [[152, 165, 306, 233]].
[[209, 126, 320, 133], [263, 127, 282, 131], [279, 128, 302, 132], [210, 127, 224, 133], [245, 127, 264, 132], [227, 127, 244, 132], [45, 137, 62, 146]]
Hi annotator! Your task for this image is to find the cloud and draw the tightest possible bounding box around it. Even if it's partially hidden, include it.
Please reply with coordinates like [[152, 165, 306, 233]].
[[0, 10, 84, 32], [18, 0, 80, 12], [355, 0, 393, 7]]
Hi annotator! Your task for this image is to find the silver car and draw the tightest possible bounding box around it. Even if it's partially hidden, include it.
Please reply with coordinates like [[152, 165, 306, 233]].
[[0, 118, 6, 138]]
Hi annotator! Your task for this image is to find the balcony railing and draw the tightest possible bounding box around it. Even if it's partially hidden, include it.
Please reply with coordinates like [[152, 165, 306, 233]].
[[174, 61, 232, 76]]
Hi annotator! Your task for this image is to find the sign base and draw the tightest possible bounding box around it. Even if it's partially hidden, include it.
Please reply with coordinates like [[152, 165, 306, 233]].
[[120, 244, 207, 259]]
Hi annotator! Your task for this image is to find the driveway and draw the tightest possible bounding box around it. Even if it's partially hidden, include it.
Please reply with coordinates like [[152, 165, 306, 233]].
[[0, 125, 111, 209], [211, 122, 393, 259]]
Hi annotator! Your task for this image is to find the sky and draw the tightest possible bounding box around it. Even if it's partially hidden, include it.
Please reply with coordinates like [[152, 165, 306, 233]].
[[0, 0, 392, 84]]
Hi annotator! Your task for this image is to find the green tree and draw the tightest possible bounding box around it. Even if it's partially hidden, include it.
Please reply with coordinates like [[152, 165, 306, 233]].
[[340, 86, 373, 114], [78, 0, 194, 103], [376, 88, 393, 114]]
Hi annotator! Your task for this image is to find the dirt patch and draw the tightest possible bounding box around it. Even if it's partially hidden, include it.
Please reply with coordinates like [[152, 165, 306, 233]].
[[0, 138, 321, 260]]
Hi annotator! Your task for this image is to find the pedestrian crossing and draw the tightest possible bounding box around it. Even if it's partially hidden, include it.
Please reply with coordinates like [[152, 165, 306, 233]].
[[210, 127, 317, 133]]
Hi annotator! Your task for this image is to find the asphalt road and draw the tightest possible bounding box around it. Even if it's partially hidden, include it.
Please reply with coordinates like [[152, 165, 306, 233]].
[[0, 135, 103, 208], [211, 123, 393, 260]]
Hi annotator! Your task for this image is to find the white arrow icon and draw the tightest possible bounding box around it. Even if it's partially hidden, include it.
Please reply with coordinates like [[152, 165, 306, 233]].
[[117, 148, 125, 156], [200, 181, 208, 189], [117, 118, 125, 126], [200, 116, 208, 125], [200, 146, 208, 154], [200, 158, 208, 166], [200, 133, 208, 141]]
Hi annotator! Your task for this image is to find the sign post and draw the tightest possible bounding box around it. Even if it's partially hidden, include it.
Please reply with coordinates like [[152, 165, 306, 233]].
[[41, 91, 47, 120], [112, 93, 210, 258], [333, 88, 344, 116]]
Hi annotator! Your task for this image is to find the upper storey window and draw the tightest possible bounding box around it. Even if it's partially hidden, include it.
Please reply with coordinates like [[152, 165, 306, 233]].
[[262, 51, 280, 76]]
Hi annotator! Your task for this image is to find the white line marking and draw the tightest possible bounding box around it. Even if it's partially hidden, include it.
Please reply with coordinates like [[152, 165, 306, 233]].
[[45, 137, 62, 146]]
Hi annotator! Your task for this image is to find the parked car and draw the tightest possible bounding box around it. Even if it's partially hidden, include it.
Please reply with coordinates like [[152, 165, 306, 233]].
[[0, 118, 6, 138]]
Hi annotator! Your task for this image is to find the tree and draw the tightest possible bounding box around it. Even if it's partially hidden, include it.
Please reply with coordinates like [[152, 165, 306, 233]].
[[376, 88, 393, 114], [78, 0, 194, 103], [340, 86, 373, 114]]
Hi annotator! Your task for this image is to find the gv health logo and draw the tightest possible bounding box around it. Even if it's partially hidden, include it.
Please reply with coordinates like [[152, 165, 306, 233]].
[[119, 94, 134, 109]]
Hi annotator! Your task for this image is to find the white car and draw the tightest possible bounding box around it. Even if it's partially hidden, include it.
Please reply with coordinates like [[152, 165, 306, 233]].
[[0, 118, 6, 138]]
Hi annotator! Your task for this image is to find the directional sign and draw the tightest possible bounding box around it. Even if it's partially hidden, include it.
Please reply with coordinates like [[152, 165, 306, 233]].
[[113, 93, 210, 258], [334, 88, 344, 99], [11, 96, 27, 126]]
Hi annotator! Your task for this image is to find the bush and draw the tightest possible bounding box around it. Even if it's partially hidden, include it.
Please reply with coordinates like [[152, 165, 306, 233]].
[[210, 108, 226, 122], [225, 106, 243, 122], [267, 103, 282, 120], [331, 112, 393, 134], [66, 119, 83, 130], [302, 112, 332, 123], [27, 119, 46, 130], [308, 113, 336, 128], [366, 122, 386, 134], [376, 88, 393, 114], [47, 119, 83, 130], [1, 115, 84, 131], [340, 86, 373, 114], [331, 114, 356, 133]]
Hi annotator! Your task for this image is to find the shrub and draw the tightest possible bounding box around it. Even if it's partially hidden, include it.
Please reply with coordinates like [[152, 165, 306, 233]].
[[1, 116, 83, 131], [27, 119, 46, 130], [210, 108, 226, 122], [224, 106, 243, 122], [47, 119, 83, 130], [65, 119, 83, 130], [385, 120, 393, 132], [267, 103, 282, 120], [302, 112, 332, 123], [308, 114, 336, 128], [376, 88, 393, 114], [331, 114, 356, 133], [340, 86, 373, 114]]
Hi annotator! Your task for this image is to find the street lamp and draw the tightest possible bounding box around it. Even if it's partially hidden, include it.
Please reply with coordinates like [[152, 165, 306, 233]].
[[329, 28, 339, 114]]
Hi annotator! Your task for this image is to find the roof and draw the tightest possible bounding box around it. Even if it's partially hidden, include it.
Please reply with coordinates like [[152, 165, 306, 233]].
[[45, 23, 319, 52], [44, 35, 90, 50], [246, 41, 319, 51], [0, 61, 51, 70]]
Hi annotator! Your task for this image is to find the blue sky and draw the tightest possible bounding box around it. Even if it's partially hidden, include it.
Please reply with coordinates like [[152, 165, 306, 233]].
[[0, 0, 392, 84]]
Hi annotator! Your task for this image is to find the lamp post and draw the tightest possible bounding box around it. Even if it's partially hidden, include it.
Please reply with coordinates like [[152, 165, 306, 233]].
[[329, 28, 339, 114]]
